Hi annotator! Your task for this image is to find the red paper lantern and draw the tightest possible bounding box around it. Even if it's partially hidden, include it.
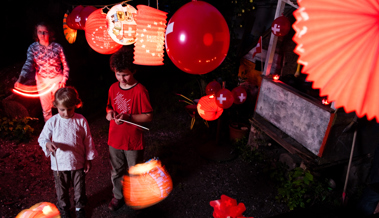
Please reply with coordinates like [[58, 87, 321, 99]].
[[215, 88, 234, 109], [16, 202, 60, 218], [271, 15, 291, 36], [133, 5, 168, 66], [67, 5, 84, 30], [63, 13, 77, 44], [206, 80, 221, 95], [123, 158, 172, 209], [232, 86, 247, 104], [79, 6, 97, 30], [106, 4, 137, 45], [85, 9, 123, 54], [197, 95, 223, 121], [165, 1, 230, 74]]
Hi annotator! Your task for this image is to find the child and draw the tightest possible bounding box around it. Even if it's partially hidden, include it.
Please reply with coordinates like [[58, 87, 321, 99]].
[[106, 45, 153, 211], [38, 87, 97, 218]]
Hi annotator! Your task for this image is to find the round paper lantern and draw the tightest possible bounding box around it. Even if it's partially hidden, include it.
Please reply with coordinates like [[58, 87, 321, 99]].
[[215, 88, 234, 109], [271, 15, 291, 36], [165, 1, 230, 74], [67, 5, 84, 30], [123, 158, 172, 209], [106, 4, 137, 45], [232, 86, 247, 104], [63, 13, 77, 44], [16, 202, 60, 218], [205, 80, 221, 95], [197, 95, 223, 121], [134, 5, 168, 66], [79, 6, 97, 29], [85, 9, 123, 54]]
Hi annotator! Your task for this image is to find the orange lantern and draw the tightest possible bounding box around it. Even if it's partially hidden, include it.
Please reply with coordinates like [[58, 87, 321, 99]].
[[63, 13, 77, 44], [197, 95, 223, 121], [133, 5, 168, 66], [85, 9, 123, 54], [123, 158, 172, 209], [106, 3, 137, 45], [16, 202, 60, 218]]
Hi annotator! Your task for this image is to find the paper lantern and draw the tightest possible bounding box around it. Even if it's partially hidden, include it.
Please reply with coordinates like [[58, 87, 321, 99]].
[[205, 80, 221, 95], [106, 4, 137, 45], [16, 202, 60, 218], [215, 88, 234, 109], [232, 86, 247, 104], [79, 6, 97, 29], [292, 0, 379, 120], [63, 13, 77, 44], [67, 5, 84, 30], [133, 5, 168, 66], [85, 9, 123, 54], [271, 15, 291, 36], [197, 95, 223, 121], [123, 158, 172, 209], [165, 1, 230, 74], [210, 195, 250, 218]]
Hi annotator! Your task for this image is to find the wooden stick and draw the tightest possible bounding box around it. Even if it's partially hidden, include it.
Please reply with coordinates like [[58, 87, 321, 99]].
[[118, 119, 150, 131]]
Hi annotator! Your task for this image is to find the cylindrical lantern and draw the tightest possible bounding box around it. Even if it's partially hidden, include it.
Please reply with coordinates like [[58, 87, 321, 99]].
[[123, 158, 172, 209], [205, 80, 221, 95], [67, 5, 84, 30], [232, 86, 247, 104], [106, 4, 137, 45], [16, 202, 60, 218], [271, 15, 291, 37], [133, 5, 168, 66], [215, 88, 234, 109], [85, 9, 123, 54], [197, 95, 223, 121], [63, 13, 77, 44], [79, 6, 97, 30], [165, 1, 230, 74]]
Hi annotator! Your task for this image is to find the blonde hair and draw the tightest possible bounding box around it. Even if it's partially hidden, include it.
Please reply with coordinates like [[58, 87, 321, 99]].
[[53, 87, 82, 108]]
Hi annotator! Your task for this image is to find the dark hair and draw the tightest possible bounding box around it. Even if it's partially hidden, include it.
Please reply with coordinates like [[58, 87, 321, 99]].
[[110, 45, 136, 73], [33, 21, 56, 42], [53, 87, 82, 109]]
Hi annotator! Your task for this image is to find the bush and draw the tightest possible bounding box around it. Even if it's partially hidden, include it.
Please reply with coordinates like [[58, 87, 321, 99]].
[[0, 117, 37, 143]]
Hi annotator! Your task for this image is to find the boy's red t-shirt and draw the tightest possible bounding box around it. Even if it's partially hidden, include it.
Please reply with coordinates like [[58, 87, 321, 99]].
[[107, 82, 153, 150]]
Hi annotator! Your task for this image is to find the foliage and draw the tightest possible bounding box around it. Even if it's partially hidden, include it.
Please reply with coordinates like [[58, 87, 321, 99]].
[[0, 117, 37, 143], [234, 136, 264, 163]]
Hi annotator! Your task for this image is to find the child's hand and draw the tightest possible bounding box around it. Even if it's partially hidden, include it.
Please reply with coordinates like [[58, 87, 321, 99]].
[[114, 113, 124, 125], [46, 142, 57, 155], [106, 110, 115, 121], [84, 160, 92, 173]]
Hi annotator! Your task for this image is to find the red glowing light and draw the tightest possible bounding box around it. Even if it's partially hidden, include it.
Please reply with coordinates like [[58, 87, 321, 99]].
[[13, 83, 56, 98], [273, 75, 280, 80], [322, 99, 330, 105]]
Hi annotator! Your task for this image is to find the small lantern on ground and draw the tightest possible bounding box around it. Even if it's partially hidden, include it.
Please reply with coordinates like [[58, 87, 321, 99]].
[[16, 202, 60, 218]]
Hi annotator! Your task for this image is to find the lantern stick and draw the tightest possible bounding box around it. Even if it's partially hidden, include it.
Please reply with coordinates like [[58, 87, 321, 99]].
[[175, 93, 194, 104], [53, 150, 59, 177], [115, 119, 150, 131]]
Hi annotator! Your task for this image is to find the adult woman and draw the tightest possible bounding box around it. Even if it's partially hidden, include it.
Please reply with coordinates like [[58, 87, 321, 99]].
[[16, 22, 69, 122]]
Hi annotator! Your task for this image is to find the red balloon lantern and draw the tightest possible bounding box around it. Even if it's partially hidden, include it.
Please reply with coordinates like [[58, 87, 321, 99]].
[[79, 6, 97, 29], [271, 15, 291, 36], [165, 1, 230, 74], [197, 95, 223, 121], [67, 5, 84, 30], [232, 86, 247, 104], [85, 9, 123, 54], [205, 80, 221, 95], [215, 88, 234, 109]]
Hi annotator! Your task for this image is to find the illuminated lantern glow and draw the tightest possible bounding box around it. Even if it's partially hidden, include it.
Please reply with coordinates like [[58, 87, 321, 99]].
[[215, 88, 234, 109], [273, 74, 280, 80], [232, 86, 247, 104], [210, 195, 249, 218], [63, 13, 77, 44], [165, 1, 230, 74], [16, 202, 60, 218], [13, 83, 57, 98], [85, 9, 123, 54], [67, 5, 84, 30], [133, 5, 168, 66], [292, 0, 379, 121], [205, 80, 221, 95], [322, 99, 330, 105], [197, 95, 223, 121], [79, 6, 97, 30], [271, 15, 291, 37], [123, 158, 172, 209], [106, 4, 137, 45]]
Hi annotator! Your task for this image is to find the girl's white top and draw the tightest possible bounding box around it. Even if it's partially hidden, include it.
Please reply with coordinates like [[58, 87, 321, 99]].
[[38, 113, 97, 171]]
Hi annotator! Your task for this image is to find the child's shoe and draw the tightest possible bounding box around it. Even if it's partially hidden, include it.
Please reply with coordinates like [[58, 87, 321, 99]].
[[108, 197, 124, 211], [76, 208, 86, 218]]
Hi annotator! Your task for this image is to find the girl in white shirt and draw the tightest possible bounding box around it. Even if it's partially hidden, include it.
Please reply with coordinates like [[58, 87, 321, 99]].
[[38, 87, 97, 218]]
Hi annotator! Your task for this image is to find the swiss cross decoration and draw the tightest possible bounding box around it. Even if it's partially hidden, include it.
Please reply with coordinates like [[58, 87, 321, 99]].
[[215, 88, 234, 109], [210, 195, 253, 218], [232, 86, 247, 104], [271, 15, 291, 37]]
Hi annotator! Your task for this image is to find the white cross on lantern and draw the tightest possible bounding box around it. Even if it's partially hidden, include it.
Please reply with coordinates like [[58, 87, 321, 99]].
[[272, 24, 280, 35], [217, 94, 226, 105], [238, 93, 246, 102], [124, 27, 136, 36]]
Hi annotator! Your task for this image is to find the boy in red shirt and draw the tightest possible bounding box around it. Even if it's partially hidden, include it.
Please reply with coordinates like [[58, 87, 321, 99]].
[[105, 46, 153, 211]]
